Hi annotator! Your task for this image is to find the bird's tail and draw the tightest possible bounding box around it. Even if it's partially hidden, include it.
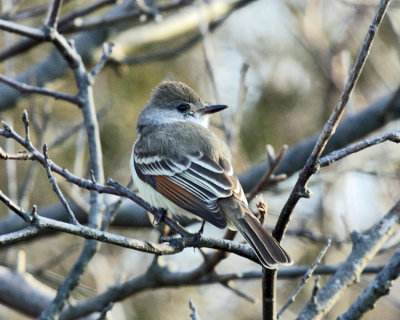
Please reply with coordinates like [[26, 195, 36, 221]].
[[224, 203, 292, 269]]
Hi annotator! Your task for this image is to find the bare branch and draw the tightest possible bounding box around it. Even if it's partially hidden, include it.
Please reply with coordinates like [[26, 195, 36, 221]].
[[0, 18, 45, 39], [296, 200, 400, 320], [37, 13, 105, 319], [0, 74, 78, 104], [0, 188, 262, 265], [0, 0, 255, 111], [60, 0, 192, 33], [263, 4, 394, 314], [319, 128, 400, 167], [44, 0, 64, 29], [0, 147, 33, 160], [0, 118, 191, 237], [337, 245, 400, 320], [57, 259, 389, 320], [0, 226, 40, 245]]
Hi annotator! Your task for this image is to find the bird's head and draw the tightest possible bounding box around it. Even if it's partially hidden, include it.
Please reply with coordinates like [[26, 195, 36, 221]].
[[137, 81, 227, 132]]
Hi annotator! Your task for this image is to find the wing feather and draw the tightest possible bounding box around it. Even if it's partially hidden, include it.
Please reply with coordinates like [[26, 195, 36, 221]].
[[156, 176, 226, 228], [134, 151, 237, 228]]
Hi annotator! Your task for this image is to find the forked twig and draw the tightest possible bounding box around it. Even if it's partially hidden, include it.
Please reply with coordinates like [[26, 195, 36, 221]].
[[247, 145, 288, 201], [277, 239, 331, 319]]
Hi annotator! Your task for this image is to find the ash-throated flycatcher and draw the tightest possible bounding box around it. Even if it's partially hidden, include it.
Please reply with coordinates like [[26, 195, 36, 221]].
[[131, 81, 292, 268]]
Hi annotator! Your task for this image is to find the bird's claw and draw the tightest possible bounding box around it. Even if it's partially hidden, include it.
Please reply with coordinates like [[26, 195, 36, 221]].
[[154, 208, 167, 225]]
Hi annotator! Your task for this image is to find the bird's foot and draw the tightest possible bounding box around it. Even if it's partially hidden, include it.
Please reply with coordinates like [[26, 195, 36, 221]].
[[191, 220, 206, 247], [198, 220, 206, 235], [154, 208, 167, 225]]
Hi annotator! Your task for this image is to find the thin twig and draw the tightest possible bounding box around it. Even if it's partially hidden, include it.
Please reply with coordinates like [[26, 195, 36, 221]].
[[221, 281, 256, 303], [0, 74, 78, 104], [71, 128, 86, 195], [43, 143, 80, 225], [0, 147, 33, 160], [0, 18, 45, 39], [285, 228, 345, 244], [96, 303, 113, 320], [319, 128, 400, 167], [21, 109, 30, 144], [247, 145, 288, 201], [0, 0, 191, 64], [0, 0, 74, 21], [19, 102, 52, 208], [90, 42, 114, 80], [277, 239, 332, 319], [189, 300, 200, 320], [60, 0, 191, 33]]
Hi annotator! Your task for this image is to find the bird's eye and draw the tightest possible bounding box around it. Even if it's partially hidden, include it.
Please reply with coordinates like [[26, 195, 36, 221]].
[[177, 104, 189, 113]]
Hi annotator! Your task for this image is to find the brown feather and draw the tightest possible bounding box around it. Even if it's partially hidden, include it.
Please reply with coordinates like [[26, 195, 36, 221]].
[[221, 198, 292, 268]]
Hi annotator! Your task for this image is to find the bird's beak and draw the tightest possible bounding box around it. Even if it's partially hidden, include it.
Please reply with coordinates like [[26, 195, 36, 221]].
[[198, 104, 228, 115]]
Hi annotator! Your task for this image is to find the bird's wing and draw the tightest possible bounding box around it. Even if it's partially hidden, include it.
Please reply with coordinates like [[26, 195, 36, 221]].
[[134, 150, 234, 228]]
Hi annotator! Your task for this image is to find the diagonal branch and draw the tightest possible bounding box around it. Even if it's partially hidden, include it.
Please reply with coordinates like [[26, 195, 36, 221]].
[[263, 2, 393, 320], [274, 0, 393, 243], [336, 245, 400, 320], [43, 143, 80, 225]]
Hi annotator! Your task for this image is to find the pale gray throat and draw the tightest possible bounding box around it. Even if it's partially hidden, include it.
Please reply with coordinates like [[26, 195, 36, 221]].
[[136, 108, 209, 135]]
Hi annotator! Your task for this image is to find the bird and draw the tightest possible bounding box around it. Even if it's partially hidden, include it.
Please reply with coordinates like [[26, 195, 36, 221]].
[[130, 81, 292, 269]]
